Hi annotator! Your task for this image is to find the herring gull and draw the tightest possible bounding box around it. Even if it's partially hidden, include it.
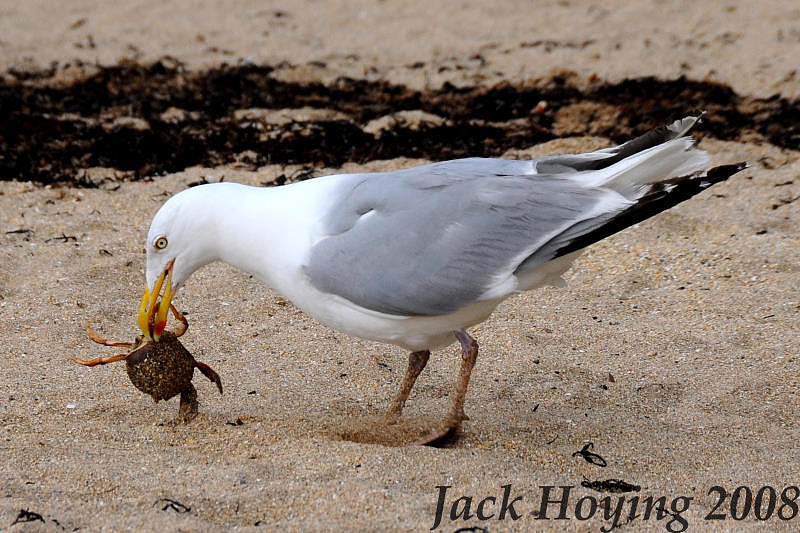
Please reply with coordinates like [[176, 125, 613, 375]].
[[136, 114, 745, 444]]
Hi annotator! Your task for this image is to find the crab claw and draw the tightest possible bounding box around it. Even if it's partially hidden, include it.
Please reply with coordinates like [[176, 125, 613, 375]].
[[137, 258, 175, 341]]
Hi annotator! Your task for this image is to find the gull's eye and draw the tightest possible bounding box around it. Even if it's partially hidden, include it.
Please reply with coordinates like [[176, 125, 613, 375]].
[[153, 236, 168, 250]]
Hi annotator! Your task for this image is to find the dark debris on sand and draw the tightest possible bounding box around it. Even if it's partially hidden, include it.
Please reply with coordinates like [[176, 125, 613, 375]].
[[1, 58, 798, 184]]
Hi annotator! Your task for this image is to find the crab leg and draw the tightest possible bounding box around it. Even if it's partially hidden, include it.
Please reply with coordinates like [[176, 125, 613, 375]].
[[178, 383, 198, 422], [194, 361, 223, 394], [70, 353, 129, 366], [85, 322, 135, 348], [169, 304, 189, 337]]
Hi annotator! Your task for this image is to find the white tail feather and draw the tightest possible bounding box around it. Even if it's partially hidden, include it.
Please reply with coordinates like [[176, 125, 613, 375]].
[[581, 137, 710, 198], [666, 114, 703, 136]]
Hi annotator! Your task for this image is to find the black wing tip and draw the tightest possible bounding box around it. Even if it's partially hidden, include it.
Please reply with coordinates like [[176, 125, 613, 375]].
[[548, 160, 748, 261], [703, 161, 749, 185]]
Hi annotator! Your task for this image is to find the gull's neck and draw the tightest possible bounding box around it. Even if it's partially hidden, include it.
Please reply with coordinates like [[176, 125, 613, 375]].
[[205, 179, 337, 291]]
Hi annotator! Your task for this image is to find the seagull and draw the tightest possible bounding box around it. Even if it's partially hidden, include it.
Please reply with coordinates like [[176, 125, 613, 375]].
[[137, 114, 745, 444]]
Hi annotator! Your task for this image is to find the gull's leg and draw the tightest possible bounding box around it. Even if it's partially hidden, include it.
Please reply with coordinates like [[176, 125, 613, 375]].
[[413, 329, 478, 446], [444, 330, 478, 424], [386, 350, 430, 421]]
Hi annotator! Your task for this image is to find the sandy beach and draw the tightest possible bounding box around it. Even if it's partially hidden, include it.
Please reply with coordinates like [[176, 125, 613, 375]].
[[1, 1, 798, 531]]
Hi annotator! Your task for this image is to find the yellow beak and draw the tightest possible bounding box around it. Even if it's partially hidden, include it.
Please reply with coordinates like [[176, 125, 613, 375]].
[[137, 258, 175, 341]]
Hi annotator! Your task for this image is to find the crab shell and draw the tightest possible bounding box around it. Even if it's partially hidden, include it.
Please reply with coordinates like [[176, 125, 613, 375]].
[[125, 331, 197, 402]]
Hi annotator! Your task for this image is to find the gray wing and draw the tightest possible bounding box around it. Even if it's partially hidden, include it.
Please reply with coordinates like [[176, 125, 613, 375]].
[[305, 158, 620, 316]]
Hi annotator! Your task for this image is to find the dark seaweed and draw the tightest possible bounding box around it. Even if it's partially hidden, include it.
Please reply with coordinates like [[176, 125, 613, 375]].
[[1, 59, 797, 184]]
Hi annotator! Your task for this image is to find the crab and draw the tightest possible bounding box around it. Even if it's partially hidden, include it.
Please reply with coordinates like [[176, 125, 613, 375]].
[[71, 260, 222, 423]]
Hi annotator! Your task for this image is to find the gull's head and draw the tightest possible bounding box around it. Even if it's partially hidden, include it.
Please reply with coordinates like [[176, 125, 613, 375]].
[[138, 186, 220, 340]]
